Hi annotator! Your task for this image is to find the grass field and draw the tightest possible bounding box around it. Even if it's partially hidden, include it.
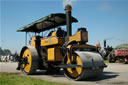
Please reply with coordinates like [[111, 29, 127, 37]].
[[104, 60, 121, 64], [104, 60, 109, 63], [0, 73, 68, 85]]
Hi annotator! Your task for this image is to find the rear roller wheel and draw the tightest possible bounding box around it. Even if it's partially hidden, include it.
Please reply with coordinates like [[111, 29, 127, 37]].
[[20, 46, 39, 75], [63, 51, 104, 80]]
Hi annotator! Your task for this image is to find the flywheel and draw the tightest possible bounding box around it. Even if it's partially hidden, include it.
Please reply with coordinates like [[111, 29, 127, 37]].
[[20, 46, 39, 74], [63, 51, 105, 80]]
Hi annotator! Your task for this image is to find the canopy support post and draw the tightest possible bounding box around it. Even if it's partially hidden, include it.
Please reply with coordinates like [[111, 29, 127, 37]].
[[25, 32, 27, 45], [35, 32, 36, 36], [42, 32, 43, 37]]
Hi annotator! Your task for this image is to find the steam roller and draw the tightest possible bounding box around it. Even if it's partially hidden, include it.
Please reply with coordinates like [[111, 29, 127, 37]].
[[16, 4, 107, 80]]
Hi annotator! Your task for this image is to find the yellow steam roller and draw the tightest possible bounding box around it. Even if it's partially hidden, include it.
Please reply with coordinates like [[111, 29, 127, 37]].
[[17, 5, 107, 80]]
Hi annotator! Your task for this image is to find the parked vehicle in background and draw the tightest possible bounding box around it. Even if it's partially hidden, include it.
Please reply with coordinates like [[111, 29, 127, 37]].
[[100, 40, 113, 60], [108, 44, 128, 64], [99, 40, 128, 64]]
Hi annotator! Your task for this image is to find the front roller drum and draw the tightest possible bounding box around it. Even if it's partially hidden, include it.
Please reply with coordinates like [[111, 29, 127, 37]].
[[63, 51, 105, 80], [20, 46, 39, 75]]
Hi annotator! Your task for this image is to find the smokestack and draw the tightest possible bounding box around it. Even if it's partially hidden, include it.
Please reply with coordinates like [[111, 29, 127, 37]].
[[65, 4, 72, 37], [104, 40, 106, 48]]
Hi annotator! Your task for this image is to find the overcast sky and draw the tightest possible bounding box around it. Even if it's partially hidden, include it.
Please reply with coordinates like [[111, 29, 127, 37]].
[[1, 0, 128, 53]]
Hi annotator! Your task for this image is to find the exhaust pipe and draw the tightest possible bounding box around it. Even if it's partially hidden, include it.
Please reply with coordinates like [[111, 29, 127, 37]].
[[65, 5, 72, 37], [104, 40, 106, 48]]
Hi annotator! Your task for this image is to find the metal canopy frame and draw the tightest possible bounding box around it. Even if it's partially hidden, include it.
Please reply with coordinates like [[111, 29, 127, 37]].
[[17, 13, 78, 33]]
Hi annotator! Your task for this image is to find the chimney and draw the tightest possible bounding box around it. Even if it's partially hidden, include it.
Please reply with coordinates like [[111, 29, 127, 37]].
[[65, 5, 72, 37], [104, 40, 106, 48]]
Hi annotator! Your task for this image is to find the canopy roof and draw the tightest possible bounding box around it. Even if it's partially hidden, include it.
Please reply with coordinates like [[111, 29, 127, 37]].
[[17, 13, 78, 32]]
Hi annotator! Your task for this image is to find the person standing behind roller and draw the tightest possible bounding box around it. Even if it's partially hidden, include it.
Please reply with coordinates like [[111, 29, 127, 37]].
[[96, 41, 101, 52]]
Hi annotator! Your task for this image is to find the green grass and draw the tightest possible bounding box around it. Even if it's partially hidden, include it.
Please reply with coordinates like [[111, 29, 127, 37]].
[[104, 60, 109, 63], [104, 60, 121, 64], [0, 73, 68, 85]]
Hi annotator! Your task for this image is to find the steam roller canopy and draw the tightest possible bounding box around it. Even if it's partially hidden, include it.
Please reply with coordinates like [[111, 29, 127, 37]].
[[63, 51, 104, 80], [20, 46, 39, 74]]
